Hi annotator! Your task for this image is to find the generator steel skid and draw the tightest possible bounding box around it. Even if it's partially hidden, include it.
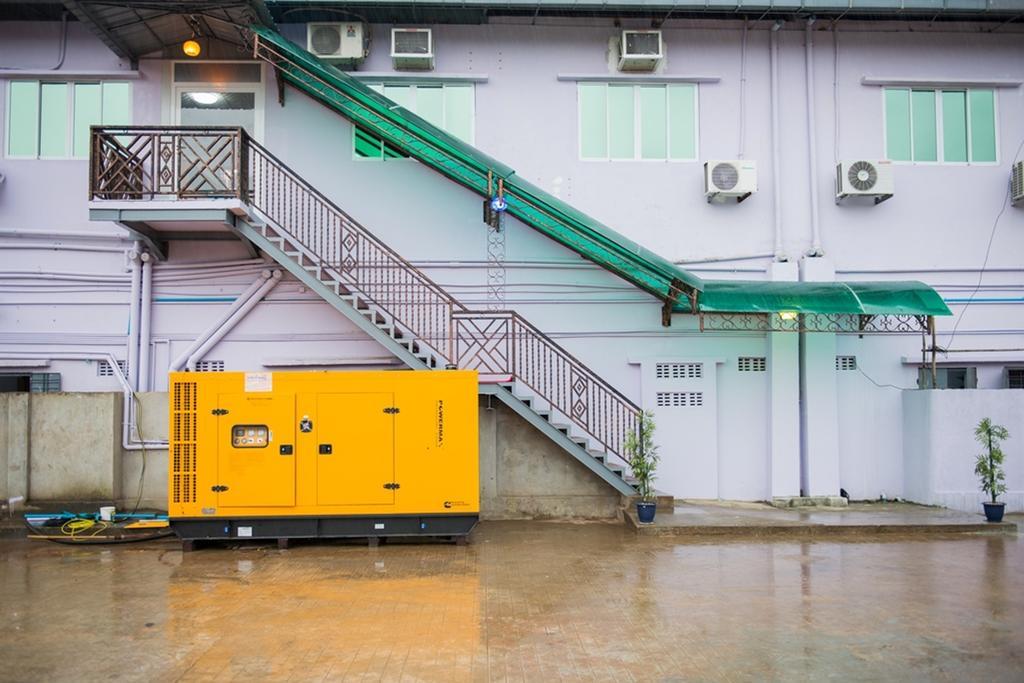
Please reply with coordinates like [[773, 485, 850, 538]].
[[168, 370, 479, 546]]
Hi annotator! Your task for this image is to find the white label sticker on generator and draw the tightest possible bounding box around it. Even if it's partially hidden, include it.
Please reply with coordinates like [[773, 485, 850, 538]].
[[244, 372, 272, 392], [374, 523, 385, 530], [237, 526, 253, 537]]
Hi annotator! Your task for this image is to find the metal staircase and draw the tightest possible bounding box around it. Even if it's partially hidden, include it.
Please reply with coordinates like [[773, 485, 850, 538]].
[[91, 126, 639, 496]]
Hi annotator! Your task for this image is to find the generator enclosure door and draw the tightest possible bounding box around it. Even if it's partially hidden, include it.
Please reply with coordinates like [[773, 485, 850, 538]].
[[217, 392, 296, 507], [316, 392, 395, 506]]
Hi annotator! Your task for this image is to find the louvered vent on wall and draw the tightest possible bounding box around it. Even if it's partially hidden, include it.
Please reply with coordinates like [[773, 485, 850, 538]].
[[171, 381, 198, 504], [835, 356, 857, 371], [656, 391, 703, 407], [98, 360, 127, 377], [195, 360, 225, 372], [655, 362, 703, 379], [738, 357, 767, 372]]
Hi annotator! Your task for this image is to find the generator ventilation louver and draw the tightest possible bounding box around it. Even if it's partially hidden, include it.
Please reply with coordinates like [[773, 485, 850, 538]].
[[391, 28, 433, 70], [618, 30, 663, 72], [835, 160, 894, 205], [307, 22, 366, 62], [704, 160, 757, 203], [1012, 161, 1024, 207]]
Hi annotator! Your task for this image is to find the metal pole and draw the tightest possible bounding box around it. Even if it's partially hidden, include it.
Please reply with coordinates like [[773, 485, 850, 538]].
[[929, 316, 937, 388]]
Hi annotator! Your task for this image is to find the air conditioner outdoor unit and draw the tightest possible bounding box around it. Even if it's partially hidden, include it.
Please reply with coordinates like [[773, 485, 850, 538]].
[[307, 22, 365, 61], [704, 160, 757, 203], [1012, 161, 1024, 206], [835, 160, 894, 204], [618, 30, 662, 72], [391, 28, 433, 70]]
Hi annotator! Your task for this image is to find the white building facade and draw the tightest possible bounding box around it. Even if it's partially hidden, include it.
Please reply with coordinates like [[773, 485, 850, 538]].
[[1, 1, 1022, 513]]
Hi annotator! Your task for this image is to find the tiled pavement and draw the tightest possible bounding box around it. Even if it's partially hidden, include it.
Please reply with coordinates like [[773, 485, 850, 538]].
[[1, 521, 1022, 682]]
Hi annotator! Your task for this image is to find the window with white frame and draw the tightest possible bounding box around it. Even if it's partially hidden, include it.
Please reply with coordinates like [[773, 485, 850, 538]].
[[6, 80, 131, 159], [172, 62, 263, 139], [355, 82, 474, 159], [884, 88, 997, 164], [578, 83, 697, 161]]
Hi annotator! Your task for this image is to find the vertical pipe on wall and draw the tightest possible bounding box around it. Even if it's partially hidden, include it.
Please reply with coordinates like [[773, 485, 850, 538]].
[[137, 253, 153, 392], [126, 250, 141, 391], [805, 17, 824, 256], [738, 19, 748, 159], [770, 21, 785, 261]]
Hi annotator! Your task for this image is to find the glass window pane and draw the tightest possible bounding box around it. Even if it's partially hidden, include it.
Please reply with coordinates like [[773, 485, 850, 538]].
[[608, 85, 635, 160], [639, 86, 667, 160], [443, 85, 473, 143], [884, 89, 911, 162], [72, 83, 102, 159], [968, 89, 996, 163], [173, 62, 261, 83], [578, 84, 607, 159], [941, 90, 967, 163], [415, 86, 444, 128], [367, 83, 384, 94], [178, 91, 255, 133], [668, 85, 696, 160], [101, 82, 131, 125], [7, 81, 40, 157], [383, 85, 413, 109], [354, 127, 383, 158], [39, 82, 68, 157], [910, 90, 936, 162]]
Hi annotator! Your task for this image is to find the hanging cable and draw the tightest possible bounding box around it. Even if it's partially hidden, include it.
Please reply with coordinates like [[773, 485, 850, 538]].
[[0, 11, 68, 70]]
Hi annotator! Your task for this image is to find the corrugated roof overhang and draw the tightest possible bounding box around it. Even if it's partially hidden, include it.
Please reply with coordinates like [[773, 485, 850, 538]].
[[690, 280, 952, 316]]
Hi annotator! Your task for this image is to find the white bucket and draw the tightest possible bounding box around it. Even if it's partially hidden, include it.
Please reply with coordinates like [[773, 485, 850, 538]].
[[99, 506, 116, 522]]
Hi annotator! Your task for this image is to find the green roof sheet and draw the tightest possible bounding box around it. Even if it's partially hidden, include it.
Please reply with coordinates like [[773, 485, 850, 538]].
[[692, 280, 951, 316], [251, 25, 702, 300]]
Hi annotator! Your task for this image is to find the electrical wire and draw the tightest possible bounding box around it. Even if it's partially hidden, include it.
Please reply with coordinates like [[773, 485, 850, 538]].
[[944, 136, 1024, 351], [855, 365, 912, 391], [131, 392, 148, 515], [0, 11, 68, 70]]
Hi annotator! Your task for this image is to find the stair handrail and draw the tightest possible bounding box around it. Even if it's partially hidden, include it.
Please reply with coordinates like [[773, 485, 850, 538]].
[[453, 309, 640, 463], [241, 133, 468, 362]]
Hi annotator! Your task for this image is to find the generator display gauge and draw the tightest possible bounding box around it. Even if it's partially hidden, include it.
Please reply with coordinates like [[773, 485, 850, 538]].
[[232, 424, 269, 448]]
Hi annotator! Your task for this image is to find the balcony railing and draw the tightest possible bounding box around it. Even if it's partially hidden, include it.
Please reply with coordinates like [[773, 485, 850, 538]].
[[90, 126, 246, 200]]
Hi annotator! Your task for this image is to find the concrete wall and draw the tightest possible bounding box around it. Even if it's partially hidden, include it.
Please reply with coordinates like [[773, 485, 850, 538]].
[[903, 389, 1024, 513], [479, 397, 620, 519]]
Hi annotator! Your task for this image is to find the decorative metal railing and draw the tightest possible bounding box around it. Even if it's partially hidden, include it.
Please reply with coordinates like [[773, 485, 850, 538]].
[[90, 126, 245, 199], [89, 126, 642, 466], [454, 311, 639, 457]]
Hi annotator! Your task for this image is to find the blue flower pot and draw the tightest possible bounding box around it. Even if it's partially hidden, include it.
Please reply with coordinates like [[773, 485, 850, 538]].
[[983, 502, 1005, 523], [636, 501, 656, 524]]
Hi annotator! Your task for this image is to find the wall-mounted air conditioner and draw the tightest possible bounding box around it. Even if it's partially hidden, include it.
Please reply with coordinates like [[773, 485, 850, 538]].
[[835, 160, 894, 204], [704, 160, 757, 203], [618, 30, 662, 72], [391, 28, 433, 70], [307, 22, 366, 61], [1012, 161, 1024, 207]]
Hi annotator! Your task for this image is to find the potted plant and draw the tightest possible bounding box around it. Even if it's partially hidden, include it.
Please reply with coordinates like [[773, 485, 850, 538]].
[[973, 418, 1010, 523], [626, 410, 660, 524]]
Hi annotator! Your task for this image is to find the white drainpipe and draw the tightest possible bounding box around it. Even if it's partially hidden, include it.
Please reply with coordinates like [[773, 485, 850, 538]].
[[770, 20, 785, 261], [126, 250, 142, 390], [186, 269, 282, 371], [805, 16, 824, 257], [168, 270, 275, 372], [137, 253, 153, 392]]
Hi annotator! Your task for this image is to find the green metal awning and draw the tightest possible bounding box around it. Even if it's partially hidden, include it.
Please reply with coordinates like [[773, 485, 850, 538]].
[[250, 25, 702, 303], [690, 280, 951, 316]]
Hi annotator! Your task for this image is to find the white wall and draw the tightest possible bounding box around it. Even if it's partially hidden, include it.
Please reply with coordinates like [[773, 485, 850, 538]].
[[1, 17, 1023, 503], [903, 389, 1024, 513]]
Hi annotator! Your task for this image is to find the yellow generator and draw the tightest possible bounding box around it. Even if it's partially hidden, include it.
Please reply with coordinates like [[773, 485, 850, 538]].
[[168, 370, 479, 547]]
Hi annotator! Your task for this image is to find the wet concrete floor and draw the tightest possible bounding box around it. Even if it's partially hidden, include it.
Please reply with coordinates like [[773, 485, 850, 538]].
[[1, 521, 1022, 682]]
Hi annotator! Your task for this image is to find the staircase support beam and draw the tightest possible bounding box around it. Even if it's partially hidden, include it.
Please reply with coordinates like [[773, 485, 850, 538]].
[[233, 219, 430, 371]]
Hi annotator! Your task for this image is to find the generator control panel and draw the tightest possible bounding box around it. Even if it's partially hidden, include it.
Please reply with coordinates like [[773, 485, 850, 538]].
[[232, 424, 269, 448]]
